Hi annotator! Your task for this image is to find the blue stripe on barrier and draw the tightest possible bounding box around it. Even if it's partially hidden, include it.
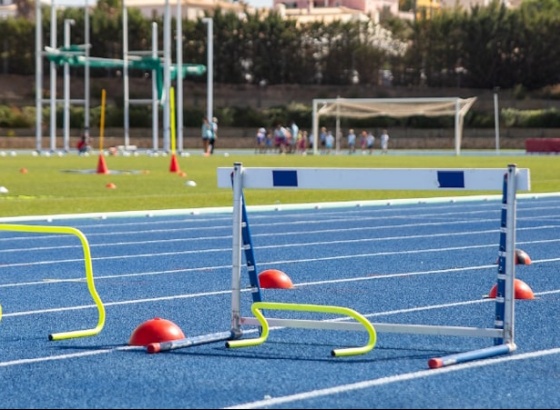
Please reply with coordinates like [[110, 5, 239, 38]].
[[437, 171, 465, 188], [272, 170, 298, 187]]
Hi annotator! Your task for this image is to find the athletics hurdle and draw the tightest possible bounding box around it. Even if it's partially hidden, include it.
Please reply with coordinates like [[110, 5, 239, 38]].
[[216, 163, 531, 367], [146, 163, 530, 365], [0, 224, 105, 340]]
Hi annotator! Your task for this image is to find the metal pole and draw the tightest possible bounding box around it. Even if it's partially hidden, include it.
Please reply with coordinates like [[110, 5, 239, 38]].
[[123, 5, 130, 148], [35, 0, 42, 152], [152, 22, 159, 152], [163, 0, 171, 153], [50, 0, 57, 153], [312, 99, 319, 156], [494, 88, 500, 154], [176, 0, 184, 153], [202, 18, 213, 125], [454, 99, 460, 156], [335, 96, 340, 154], [84, 0, 90, 141], [63, 18, 74, 152]]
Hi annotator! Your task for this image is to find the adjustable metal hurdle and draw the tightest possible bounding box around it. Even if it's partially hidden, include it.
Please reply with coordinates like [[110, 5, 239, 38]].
[[216, 163, 531, 367]]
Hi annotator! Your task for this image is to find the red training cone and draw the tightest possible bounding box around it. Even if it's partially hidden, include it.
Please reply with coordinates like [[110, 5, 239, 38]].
[[169, 153, 180, 173], [97, 154, 109, 174], [495, 248, 532, 265], [515, 249, 531, 265], [487, 279, 535, 300], [129, 317, 186, 346], [258, 269, 294, 289]]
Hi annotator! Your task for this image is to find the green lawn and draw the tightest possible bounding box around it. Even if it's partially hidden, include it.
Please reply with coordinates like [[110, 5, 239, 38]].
[[0, 151, 558, 218]]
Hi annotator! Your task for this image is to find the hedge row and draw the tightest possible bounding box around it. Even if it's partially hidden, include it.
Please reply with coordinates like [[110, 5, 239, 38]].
[[2, 104, 560, 130]]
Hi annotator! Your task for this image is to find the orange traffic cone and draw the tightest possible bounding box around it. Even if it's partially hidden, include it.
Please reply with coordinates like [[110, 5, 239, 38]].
[[169, 153, 180, 173], [97, 154, 109, 174]]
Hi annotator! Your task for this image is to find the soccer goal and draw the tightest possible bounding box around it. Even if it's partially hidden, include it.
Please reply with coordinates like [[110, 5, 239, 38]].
[[311, 97, 477, 156]]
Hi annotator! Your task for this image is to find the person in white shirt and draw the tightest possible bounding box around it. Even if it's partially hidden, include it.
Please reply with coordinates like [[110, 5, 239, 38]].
[[208, 116, 218, 155], [366, 131, 375, 154], [380, 129, 390, 154]]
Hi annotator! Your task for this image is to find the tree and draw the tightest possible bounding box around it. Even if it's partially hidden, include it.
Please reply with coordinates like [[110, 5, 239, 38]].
[[15, 0, 34, 21]]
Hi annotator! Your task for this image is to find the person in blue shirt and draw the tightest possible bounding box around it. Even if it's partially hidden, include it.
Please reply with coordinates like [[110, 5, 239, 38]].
[[201, 116, 213, 156]]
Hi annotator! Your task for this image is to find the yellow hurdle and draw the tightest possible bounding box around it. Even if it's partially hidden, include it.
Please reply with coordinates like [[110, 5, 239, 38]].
[[0, 224, 105, 340], [226, 301, 377, 357]]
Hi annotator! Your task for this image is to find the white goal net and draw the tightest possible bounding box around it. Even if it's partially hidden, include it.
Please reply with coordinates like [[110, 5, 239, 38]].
[[311, 97, 477, 156]]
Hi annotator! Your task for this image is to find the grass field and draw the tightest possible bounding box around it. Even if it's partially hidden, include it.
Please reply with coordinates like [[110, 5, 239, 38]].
[[0, 151, 559, 218]]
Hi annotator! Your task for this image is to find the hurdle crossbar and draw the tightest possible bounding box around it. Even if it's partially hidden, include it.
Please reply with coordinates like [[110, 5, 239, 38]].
[[217, 163, 530, 367]]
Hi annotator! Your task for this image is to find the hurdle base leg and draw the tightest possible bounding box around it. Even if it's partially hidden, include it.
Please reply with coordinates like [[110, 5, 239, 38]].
[[428, 343, 516, 369], [147, 330, 238, 353]]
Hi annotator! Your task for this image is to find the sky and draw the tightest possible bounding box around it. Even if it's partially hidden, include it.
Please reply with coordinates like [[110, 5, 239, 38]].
[[245, 0, 273, 8]]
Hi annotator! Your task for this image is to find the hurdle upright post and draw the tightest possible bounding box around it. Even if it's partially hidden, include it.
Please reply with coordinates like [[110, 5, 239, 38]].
[[230, 162, 244, 337], [495, 164, 519, 345]]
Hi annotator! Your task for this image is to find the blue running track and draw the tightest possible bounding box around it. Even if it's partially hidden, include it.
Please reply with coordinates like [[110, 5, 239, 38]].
[[0, 193, 559, 409]]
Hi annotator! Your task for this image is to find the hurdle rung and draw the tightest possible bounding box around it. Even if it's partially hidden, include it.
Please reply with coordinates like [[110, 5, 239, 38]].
[[240, 317, 504, 339]]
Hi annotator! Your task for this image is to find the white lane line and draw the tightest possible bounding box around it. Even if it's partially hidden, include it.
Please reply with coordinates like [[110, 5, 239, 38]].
[[223, 347, 560, 409]]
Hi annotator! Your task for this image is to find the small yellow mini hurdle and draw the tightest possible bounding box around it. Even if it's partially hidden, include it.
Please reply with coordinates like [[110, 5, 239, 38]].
[[226, 301, 377, 357], [0, 224, 105, 340]]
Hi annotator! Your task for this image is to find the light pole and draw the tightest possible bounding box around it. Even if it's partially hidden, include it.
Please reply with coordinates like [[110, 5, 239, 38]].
[[163, 0, 171, 153], [494, 87, 500, 154], [49, 0, 57, 153], [202, 17, 213, 125], [84, 0, 90, 142], [176, 0, 184, 153], [63, 18, 75, 153]]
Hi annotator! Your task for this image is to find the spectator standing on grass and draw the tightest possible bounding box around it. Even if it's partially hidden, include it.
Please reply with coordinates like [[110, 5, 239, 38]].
[[360, 130, 368, 153], [380, 129, 390, 154], [297, 130, 308, 154], [319, 126, 327, 154], [255, 127, 267, 153], [273, 123, 288, 154], [325, 130, 335, 154], [347, 128, 356, 154], [208, 116, 218, 155], [290, 120, 299, 154], [265, 128, 273, 153], [366, 131, 375, 154], [201, 116, 213, 156], [77, 134, 91, 155]]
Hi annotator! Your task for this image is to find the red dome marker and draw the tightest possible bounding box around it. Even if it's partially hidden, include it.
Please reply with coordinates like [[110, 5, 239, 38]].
[[487, 279, 534, 300], [129, 317, 186, 346], [258, 269, 294, 289]]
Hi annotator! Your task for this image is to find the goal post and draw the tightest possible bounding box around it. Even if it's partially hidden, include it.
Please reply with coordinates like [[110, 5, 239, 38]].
[[311, 96, 477, 156]]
